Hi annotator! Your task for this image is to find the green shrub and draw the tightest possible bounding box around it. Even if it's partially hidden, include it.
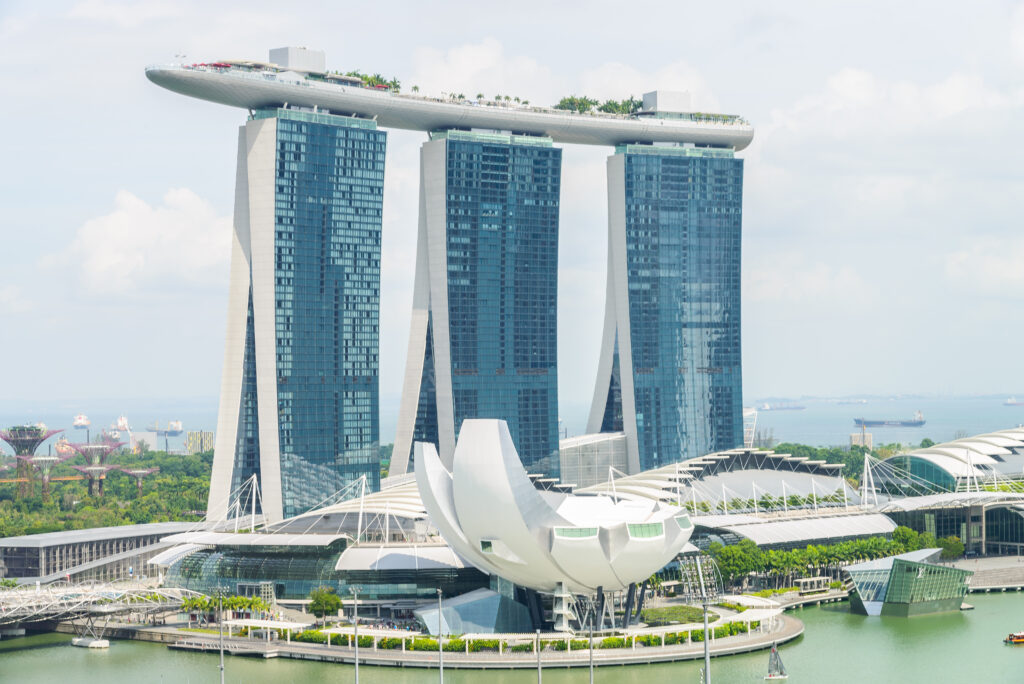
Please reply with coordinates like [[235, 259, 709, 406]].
[[442, 638, 465, 652], [410, 638, 439, 651], [829, 580, 845, 589], [691, 629, 705, 642], [294, 630, 327, 644], [378, 637, 404, 650], [716, 601, 748, 613], [509, 642, 534, 653], [550, 639, 568, 651], [468, 638, 500, 652], [750, 620, 761, 630], [598, 637, 626, 649]]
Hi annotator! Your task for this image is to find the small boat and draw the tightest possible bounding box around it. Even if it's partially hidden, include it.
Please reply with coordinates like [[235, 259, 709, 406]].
[[1005, 631, 1024, 644], [764, 643, 788, 680]]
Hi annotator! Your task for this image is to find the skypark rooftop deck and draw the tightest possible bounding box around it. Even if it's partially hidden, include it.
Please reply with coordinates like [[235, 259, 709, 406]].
[[145, 62, 754, 149]]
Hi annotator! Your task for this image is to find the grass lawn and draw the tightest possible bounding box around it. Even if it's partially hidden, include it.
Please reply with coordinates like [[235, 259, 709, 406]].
[[639, 605, 718, 626]]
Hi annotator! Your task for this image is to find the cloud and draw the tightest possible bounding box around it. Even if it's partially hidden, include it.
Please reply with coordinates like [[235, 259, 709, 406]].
[[745, 252, 876, 307], [50, 188, 230, 298], [579, 61, 721, 111], [945, 238, 1024, 298], [407, 38, 566, 103], [0, 286, 32, 314], [67, 0, 182, 28]]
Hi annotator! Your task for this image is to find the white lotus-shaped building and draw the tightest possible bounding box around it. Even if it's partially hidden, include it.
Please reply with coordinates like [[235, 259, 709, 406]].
[[415, 419, 694, 597]]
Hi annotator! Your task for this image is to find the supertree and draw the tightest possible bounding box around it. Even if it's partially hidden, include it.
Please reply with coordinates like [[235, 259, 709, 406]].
[[69, 441, 124, 497], [119, 466, 160, 497], [0, 424, 63, 498], [16, 450, 76, 500]]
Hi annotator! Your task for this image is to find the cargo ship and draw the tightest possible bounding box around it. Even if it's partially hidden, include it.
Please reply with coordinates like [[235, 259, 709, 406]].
[[853, 411, 925, 428]]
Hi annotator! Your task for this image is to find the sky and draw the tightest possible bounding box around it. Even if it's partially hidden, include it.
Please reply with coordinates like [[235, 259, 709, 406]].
[[1, 0, 1024, 437]]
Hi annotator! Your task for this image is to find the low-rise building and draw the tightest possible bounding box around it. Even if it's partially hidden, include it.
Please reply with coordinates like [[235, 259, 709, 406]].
[[0, 522, 194, 583]]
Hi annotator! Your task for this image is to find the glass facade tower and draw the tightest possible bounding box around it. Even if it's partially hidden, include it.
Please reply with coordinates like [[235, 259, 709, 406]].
[[391, 131, 561, 477], [209, 108, 385, 522], [589, 145, 743, 473]]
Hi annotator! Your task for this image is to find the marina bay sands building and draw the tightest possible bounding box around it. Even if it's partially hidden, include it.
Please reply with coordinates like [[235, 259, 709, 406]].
[[588, 129, 745, 473], [389, 132, 562, 477], [146, 48, 754, 515]]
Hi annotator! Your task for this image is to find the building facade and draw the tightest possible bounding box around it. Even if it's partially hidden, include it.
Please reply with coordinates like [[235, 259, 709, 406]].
[[588, 145, 744, 473], [208, 108, 386, 522], [185, 431, 215, 455], [391, 131, 562, 477], [846, 549, 972, 616]]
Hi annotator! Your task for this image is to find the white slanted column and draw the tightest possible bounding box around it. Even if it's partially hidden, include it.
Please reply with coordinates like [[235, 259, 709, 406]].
[[552, 581, 575, 632], [391, 139, 455, 473]]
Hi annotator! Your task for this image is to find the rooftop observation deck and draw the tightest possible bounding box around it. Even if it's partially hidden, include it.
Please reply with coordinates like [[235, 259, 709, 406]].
[[145, 62, 754, 150]]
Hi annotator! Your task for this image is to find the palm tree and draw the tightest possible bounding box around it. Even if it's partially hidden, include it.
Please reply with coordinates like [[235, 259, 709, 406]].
[[476, 92, 484, 100], [412, 85, 420, 93]]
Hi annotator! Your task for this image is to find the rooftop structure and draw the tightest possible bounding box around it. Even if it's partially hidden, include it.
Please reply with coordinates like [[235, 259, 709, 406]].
[[146, 57, 753, 149]]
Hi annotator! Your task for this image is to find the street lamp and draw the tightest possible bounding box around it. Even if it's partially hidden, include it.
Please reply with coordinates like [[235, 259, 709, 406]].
[[212, 585, 231, 684], [437, 588, 444, 684], [351, 585, 361, 684]]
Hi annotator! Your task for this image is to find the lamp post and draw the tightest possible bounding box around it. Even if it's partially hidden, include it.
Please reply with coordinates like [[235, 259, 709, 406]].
[[589, 609, 594, 684], [212, 586, 230, 684], [351, 586, 361, 684], [535, 628, 542, 683], [437, 588, 444, 684]]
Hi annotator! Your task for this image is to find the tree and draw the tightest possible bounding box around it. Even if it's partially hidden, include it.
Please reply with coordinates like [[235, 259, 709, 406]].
[[412, 85, 420, 93], [937, 535, 965, 559], [476, 92, 484, 100], [892, 525, 920, 551], [919, 438, 935, 448], [308, 586, 342, 624]]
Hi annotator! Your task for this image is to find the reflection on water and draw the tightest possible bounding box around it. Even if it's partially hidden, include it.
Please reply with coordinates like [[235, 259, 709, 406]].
[[4, 593, 1024, 683]]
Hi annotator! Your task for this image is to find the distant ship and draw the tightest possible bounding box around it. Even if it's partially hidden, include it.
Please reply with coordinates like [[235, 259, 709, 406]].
[[72, 414, 90, 429], [760, 403, 806, 411], [837, 399, 868, 405], [1005, 397, 1024, 406], [147, 420, 184, 436], [854, 411, 925, 428]]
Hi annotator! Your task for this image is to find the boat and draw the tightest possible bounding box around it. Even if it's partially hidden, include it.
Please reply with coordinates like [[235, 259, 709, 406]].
[[853, 411, 925, 428], [1005, 631, 1024, 644], [759, 403, 806, 411], [1005, 398, 1024, 407], [764, 643, 788, 680]]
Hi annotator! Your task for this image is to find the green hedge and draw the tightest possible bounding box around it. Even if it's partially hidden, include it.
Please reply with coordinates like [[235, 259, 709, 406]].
[[294, 630, 327, 644], [598, 637, 626, 649], [468, 639, 501, 652], [442, 638, 465, 652], [378, 637, 404, 650], [509, 642, 534, 653], [409, 638, 439, 651]]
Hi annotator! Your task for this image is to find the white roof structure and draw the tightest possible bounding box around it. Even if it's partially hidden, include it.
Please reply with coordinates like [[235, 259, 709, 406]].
[[699, 513, 897, 547], [416, 420, 694, 594], [879, 491, 1024, 512], [887, 427, 1024, 484], [845, 548, 940, 572], [145, 62, 753, 149], [334, 544, 467, 572]]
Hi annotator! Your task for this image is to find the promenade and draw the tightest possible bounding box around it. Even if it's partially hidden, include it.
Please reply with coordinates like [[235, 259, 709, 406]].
[[55, 606, 802, 669], [165, 614, 803, 669]]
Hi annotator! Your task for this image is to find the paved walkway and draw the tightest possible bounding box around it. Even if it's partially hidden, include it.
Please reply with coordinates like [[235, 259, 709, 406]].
[[167, 614, 804, 669]]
